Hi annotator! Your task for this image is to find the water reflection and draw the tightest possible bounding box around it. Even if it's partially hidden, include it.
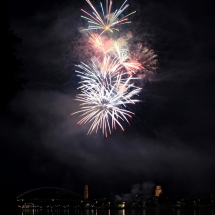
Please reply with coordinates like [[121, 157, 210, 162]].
[[20, 208, 214, 215]]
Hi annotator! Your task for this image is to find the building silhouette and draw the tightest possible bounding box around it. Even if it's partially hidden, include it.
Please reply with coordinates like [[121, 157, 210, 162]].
[[84, 184, 89, 199], [155, 185, 162, 197]]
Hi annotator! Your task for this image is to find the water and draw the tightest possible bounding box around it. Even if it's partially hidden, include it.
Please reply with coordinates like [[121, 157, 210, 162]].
[[19, 208, 214, 215]]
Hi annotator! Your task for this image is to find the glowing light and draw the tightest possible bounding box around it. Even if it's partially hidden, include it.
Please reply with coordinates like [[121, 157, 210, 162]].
[[88, 33, 114, 55], [72, 58, 141, 137], [88, 33, 142, 74], [72, 0, 157, 136], [81, 0, 136, 35]]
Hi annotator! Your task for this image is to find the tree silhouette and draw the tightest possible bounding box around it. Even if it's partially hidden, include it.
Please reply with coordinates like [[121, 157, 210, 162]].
[[1, 0, 26, 108]]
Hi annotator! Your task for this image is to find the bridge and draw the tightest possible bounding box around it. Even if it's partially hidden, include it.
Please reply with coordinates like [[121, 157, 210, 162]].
[[16, 187, 90, 209]]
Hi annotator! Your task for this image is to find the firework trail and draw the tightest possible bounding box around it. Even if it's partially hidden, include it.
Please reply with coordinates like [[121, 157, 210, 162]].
[[72, 0, 157, 136]]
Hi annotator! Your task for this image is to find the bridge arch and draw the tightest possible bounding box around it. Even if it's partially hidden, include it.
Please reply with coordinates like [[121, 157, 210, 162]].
[[16, 187, 87, 201]]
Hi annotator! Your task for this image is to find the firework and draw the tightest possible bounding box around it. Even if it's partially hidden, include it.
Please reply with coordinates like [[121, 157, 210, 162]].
[[88, 33, 142, 74], [81, 0, 136, 35], [88, 33, 115, 55], [72, 58, 141, 136], [129, 43, 157, 75], [72, 0, 157, 136]]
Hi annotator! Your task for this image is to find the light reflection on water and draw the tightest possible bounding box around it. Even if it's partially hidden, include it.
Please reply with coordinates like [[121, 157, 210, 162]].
[[20, 209, 214, 215]]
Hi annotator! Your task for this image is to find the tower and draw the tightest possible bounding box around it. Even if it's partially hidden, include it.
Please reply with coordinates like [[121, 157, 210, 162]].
[[84, 184, 89, 199], [155, 185, 162, 197]]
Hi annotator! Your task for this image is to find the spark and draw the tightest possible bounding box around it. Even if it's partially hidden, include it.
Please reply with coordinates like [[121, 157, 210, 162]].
[[130, 44, 158, 74], [72, 0, 157, 136], [113, 40, 142, 73], [81, 0, 136, 35], [72, 58, 141, 136], [88, 34, 142, 74], [88, 33, 114, 55]]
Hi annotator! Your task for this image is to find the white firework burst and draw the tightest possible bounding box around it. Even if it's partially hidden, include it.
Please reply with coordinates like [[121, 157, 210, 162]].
[[72, 58, 141, 136]]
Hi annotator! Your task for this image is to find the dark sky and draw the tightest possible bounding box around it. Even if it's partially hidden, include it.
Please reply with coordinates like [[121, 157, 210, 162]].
[[1, 0, 215, 199]]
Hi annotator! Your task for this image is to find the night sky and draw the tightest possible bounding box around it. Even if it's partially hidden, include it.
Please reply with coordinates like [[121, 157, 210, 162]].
[[1, 0, 215, 199]]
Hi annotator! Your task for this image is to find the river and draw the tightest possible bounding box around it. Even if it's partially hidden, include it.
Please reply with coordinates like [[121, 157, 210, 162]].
[[19, 208, 214, 215]]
